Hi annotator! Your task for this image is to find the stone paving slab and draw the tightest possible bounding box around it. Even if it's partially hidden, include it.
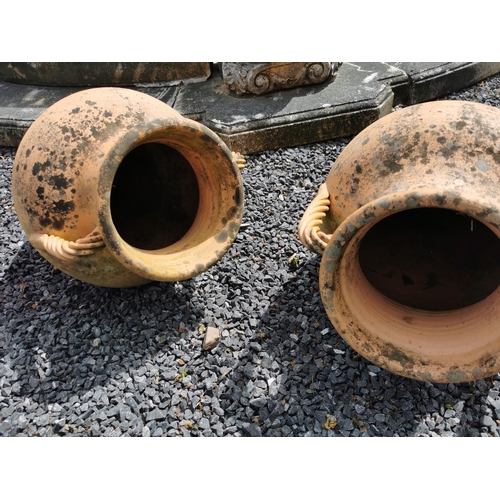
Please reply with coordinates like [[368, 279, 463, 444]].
[[0, 83, 179, 147], [175, 62, 396, 153], [0, 62, 211, 87], [1, 62, 499, 153], [388, 62, 500, 105]]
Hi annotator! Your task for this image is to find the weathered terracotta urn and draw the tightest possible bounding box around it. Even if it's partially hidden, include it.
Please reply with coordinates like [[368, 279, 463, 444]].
[[299, 100, 500, 383], [12, 87, 244, 287]]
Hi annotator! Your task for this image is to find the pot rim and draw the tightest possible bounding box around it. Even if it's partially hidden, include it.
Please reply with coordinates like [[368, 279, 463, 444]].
[[96, 118, 244, 282], [321, 187, 500, 280], [319, 187, 500, 383]]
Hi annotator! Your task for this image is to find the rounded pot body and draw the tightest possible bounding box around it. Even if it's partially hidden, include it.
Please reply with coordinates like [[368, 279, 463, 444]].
[[12, 87, 244, 287], [306, 100, 500, 382]]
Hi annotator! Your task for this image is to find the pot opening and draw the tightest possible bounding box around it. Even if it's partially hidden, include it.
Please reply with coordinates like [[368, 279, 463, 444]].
[[110, 143, 200, 251], [358, 207, 500, 311]]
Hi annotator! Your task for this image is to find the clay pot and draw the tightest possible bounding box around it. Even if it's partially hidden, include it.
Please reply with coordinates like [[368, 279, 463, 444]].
[[299, 100, 500, 383], [12, 87, 244, 287]]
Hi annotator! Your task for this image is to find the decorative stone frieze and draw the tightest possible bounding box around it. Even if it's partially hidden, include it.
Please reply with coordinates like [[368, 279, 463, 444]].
[[221, 62, 340, 95]]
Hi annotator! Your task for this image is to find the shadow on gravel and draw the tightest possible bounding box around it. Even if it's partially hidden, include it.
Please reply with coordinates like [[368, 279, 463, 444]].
[[1, 243, 205, 407], [2, 245, 498, 437], [237, 256, 500, 437]]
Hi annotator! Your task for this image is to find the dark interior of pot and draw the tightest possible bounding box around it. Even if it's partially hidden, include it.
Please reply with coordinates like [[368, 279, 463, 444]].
[[358, 208, 500, 311], [110, 143, 199, 250]]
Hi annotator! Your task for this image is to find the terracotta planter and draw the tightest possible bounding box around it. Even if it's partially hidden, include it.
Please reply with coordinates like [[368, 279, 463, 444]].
[[12, 87, 244, 287], [299, 100, 500, 383]]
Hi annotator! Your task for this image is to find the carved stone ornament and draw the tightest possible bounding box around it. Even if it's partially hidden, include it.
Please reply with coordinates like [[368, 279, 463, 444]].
[[221, 62, 341, 95]]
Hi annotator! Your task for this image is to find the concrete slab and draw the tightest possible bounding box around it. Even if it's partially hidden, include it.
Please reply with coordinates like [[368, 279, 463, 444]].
[[0, 83, 178, 147], [1, 62, 499, 153], [388, 62, 500, 104], [0, 62, 211, 87], [175, 63, 395, 153]]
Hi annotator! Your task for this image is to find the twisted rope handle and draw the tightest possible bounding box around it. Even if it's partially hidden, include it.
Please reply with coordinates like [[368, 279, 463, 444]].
[[298, 183, 333, 255], [232, 151, 246, 170], [29, 229, 105, 262]]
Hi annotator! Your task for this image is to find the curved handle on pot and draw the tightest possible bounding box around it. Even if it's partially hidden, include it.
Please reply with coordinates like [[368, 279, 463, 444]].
[[29, 229, 105, 262], [298, 183, 333, 255]]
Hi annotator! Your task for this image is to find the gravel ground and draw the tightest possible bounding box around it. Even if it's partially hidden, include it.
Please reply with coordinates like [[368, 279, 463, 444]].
[[1, 75, 500, 437]]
